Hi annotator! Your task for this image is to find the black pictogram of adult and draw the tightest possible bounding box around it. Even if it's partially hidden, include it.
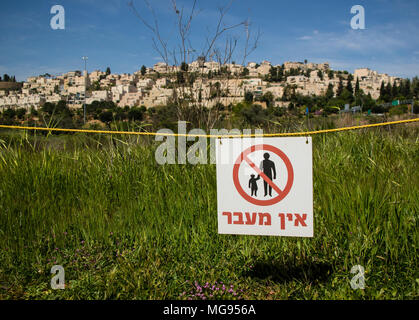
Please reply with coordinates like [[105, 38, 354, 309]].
[[260, 153, 277, 197]]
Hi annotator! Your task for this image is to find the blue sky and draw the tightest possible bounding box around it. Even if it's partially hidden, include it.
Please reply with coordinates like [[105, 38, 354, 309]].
[[0, 0, 418, 81]]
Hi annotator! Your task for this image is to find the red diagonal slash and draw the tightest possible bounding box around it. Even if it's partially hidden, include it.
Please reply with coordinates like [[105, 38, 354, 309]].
[[233, 144, 294, 206], [243, 155, 284, 197]]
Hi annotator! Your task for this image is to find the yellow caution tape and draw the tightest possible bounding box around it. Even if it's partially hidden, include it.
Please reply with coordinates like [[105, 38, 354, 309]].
[[0, 118, 418, 138]]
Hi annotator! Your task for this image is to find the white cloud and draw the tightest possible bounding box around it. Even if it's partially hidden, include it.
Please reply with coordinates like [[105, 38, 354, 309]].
[[296, 25, 412, 54], [288, 22, 419, 78], [297, 35, 312, 41]]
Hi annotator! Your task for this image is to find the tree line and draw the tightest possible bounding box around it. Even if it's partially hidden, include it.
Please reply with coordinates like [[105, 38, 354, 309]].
[[0, 74, 17, 82]]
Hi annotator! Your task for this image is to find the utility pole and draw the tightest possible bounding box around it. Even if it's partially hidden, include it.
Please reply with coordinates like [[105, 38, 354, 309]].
[[82, 56, 88, 124]]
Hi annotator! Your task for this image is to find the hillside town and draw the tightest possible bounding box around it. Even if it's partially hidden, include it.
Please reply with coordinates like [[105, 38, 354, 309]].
[[0, 59, 404, 111]]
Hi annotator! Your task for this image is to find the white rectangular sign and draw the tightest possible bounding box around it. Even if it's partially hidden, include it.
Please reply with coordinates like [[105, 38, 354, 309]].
[[216, 137, 313, 237]]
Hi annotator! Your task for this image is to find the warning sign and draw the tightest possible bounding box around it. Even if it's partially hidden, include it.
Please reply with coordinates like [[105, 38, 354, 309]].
[[216, 137, 313, 237]]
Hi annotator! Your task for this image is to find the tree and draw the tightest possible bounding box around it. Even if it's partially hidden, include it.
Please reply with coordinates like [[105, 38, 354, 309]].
[[379, 81, 385, 100], [140, 65, 147, 76], [346, 80, 353, 96], [91, 81, 101, 91], [241, 67, 249, 77], [317, 70, 324, 81], [30, 106, 38, 117], [260, 91, 274, 108], [401, 79, 411, 98], [41, 102, 56, 115], [41, 100, 70, 116], [56, 100, 70, 114], [128, 0, 259, 129], [16, 108, 26, 120], [244, 91, 254, 103], [180, 62, 188, 72], [3, 74, 10, 82], [340, 88, 354, 104], [325, 83, 334, 100], [346, 74, 353, 92], [106, 67, 111, 76], [386, 82, 393, 102], [392, 82, 399, 98], [337, 77, 344, 97], [240, 104, 267, 125], [128, 107, 144, 121], [3, 108, 16, 119], [176, 71, 185, 85], [355, 77, 360, 96], [278, 67, 284, 82], [99, 110, 113, 123], [413, 77, 419, 99]]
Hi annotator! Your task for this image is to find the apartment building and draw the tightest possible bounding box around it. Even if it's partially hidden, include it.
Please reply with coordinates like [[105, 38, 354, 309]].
[[86, 90, 111, 104], [0, 60, 406, 111]]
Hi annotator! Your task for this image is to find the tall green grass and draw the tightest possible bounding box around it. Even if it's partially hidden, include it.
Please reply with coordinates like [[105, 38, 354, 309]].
[[0, 126, 418, 299]]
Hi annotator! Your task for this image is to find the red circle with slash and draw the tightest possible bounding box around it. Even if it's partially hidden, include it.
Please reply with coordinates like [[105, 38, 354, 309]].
[[233, 144, 294, 206]]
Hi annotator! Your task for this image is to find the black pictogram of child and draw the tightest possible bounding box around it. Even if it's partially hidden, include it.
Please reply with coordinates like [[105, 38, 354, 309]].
[[248, 174, 261, 197]]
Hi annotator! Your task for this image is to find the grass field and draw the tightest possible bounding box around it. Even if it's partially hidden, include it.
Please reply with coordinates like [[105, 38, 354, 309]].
[[0, 123, 418, 300]]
